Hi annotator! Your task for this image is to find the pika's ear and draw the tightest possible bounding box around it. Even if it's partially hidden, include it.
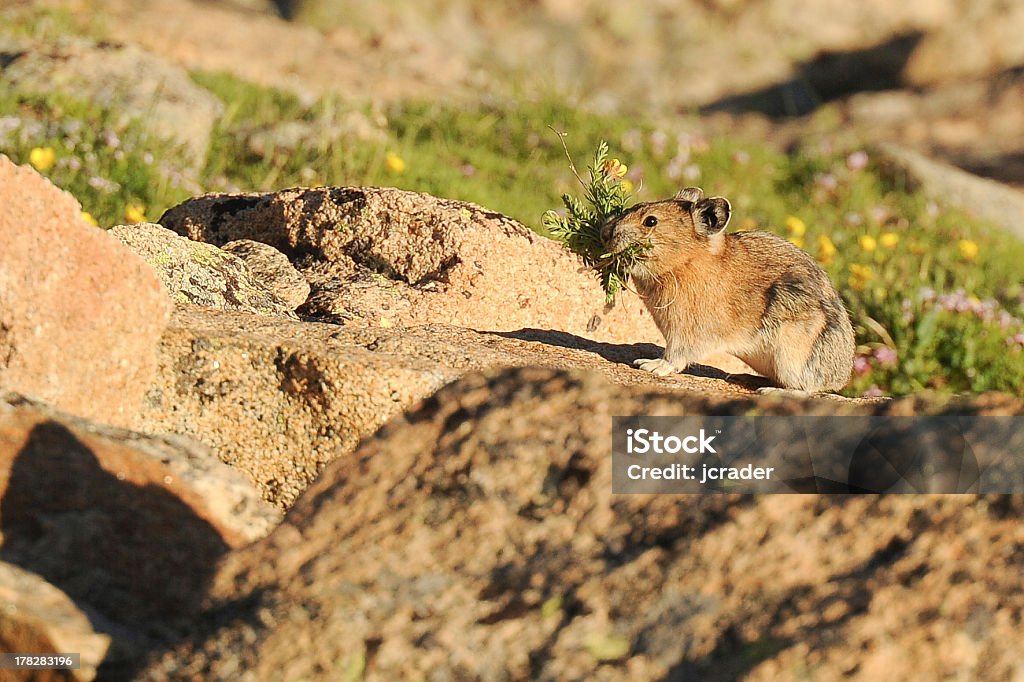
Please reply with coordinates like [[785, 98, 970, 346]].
[[675, 187, 704, 203], [692, 197, 731, 235]]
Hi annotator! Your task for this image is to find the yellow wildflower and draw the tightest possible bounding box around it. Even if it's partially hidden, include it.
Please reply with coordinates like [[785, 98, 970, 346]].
[[81, 211, 98, 227], [817, 235, 837, 265], [849, 263, 873, 278], [740, 217, 758, 231], [124, 202, 147, 224], [540, 595, 562, 619], [958, 239, 979, 261], [788, 236, 805, 248], [784, 216, 806, 237], [620, 179, 634, 194], [29, 147, 56, 172], [385, 152, 406, 174], [603, 158, 628, 178], [848, 263, 873, 291], [880, 232, 899, 248], [859, 234, 877, 252]]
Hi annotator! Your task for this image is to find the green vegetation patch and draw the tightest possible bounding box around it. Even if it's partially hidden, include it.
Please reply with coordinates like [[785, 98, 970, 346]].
[[0, 3, 108, 43], [1, 57, 1021, 399], [0, 88, 193, 226], [543, 140, 646, 302]]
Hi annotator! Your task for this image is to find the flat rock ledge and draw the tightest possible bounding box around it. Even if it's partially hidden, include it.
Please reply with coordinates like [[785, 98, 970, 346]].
[[144, 306, 884, 509]]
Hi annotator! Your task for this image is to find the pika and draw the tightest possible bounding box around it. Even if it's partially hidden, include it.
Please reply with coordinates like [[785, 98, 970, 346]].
[[602, 187, 855, 393]]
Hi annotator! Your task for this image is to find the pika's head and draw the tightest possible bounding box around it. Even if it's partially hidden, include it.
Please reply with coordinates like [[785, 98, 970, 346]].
[[601, 187, 731, 280]]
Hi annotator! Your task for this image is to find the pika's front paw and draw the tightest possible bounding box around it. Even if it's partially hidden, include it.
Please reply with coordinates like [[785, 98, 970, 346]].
[[633, 358, 680, 377]]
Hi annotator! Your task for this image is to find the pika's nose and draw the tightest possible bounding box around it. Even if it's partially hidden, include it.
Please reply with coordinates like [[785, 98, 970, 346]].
[[600, 220, 616, 248]]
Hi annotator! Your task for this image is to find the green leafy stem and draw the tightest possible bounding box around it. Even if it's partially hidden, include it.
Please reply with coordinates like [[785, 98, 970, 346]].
[[543, 138, 650, 302]]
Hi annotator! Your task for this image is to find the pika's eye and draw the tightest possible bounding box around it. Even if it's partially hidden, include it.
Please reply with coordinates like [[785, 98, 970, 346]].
[[643, 215, 658, 228]]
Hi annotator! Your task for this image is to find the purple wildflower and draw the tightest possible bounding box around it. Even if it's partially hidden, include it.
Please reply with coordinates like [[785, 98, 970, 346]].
[[869, 206, 889, 224], [814, 173, 838, 192], [938, 289, 970, 313], [620, 129, 643, 152], [650, 130, 668, 156], [846, 150, 869, 171], [853, 356, 872, 376], [873, 346, 898, 366], [666, 155, 687, 181], [0, 116, 21, 135]]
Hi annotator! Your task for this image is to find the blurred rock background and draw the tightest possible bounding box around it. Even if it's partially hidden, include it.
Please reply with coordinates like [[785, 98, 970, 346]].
[[57, 0, 1024, 188]]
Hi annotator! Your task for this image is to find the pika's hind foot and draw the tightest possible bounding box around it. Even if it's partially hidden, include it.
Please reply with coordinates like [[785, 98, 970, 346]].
[[633, 357, 680, 377], [756, 387, 812, 398]]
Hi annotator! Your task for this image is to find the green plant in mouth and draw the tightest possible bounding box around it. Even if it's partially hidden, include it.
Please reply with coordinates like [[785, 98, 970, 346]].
[[543, 139, 650, 303]]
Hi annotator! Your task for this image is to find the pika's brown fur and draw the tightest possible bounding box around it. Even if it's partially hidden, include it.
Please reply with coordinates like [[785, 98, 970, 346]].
[[602, 187, 855, 392]]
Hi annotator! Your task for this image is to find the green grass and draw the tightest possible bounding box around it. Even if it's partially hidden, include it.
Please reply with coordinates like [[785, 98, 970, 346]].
[[0, 3, 108, 43], [1, 64, 1022, 399], [0, 89, 193, 225], [191, 73, 687, 221]]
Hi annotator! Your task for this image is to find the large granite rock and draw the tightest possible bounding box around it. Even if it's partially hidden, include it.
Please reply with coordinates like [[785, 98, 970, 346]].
[[141, 367, 1024, 680], [221, 238, 311, 310], [0, 157, 171, 429], [158, 186, 669, 347], [903, 0, 1024, 87], [143, 306, 876, 509], [875, 143, 1024, 241], [87, 0, 1006, 112], [0, 392, 279, 660], [0, 561, 110, 682], [110, 223, 299, 318]]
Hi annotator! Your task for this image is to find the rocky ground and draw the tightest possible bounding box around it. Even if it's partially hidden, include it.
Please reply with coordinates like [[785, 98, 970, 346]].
[[2, 1, 1024, 680], [1, 150, 1022, 680]]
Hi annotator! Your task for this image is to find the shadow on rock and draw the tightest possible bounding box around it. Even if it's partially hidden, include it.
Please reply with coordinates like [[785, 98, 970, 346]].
[[700, 32, 924, 118], [0, 421, 232, 676], [493, 328, 771, 389]]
